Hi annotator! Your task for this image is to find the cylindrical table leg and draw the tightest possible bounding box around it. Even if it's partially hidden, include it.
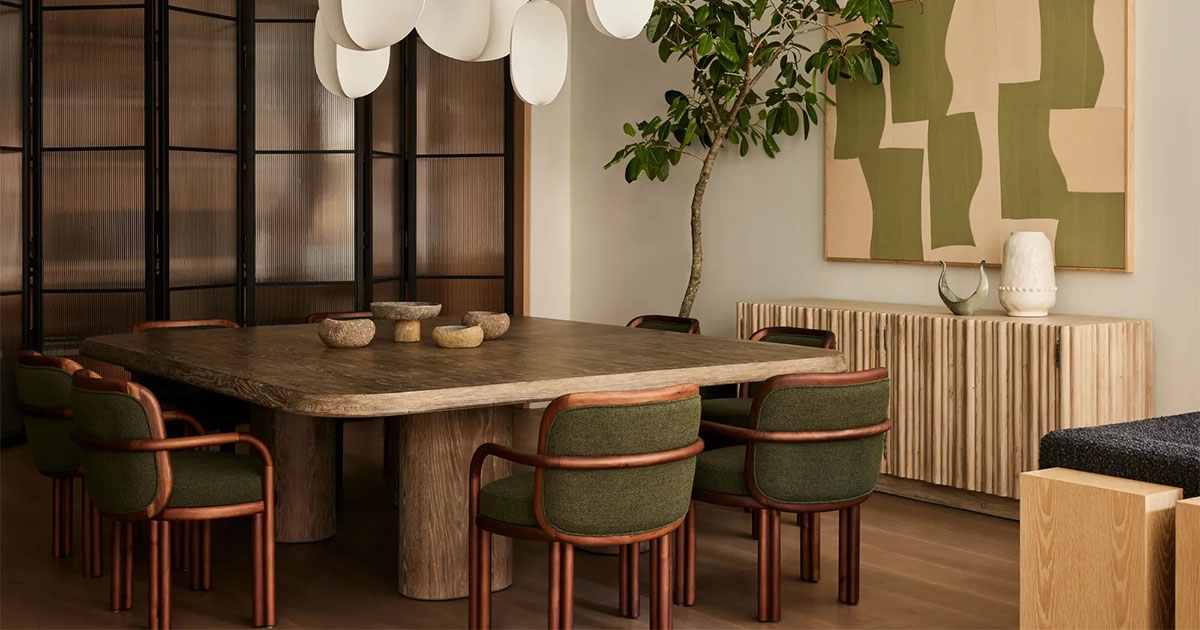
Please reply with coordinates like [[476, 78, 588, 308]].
[[252, 409, 337, 543], [395, 406, 514, 600]]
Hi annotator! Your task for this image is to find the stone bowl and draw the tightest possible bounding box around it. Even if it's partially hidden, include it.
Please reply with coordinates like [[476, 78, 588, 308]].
[[369, 301, 442, 321], [462, 311, 510, 340], [432, 325, 484, 349], [317, 317, 376, 349]]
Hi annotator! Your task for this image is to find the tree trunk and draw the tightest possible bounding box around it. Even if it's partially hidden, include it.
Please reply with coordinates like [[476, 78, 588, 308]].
[[678, 144, 722, 318]]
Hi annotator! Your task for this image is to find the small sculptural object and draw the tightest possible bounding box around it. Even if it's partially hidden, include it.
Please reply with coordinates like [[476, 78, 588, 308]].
[[938, 261, 988, 316]]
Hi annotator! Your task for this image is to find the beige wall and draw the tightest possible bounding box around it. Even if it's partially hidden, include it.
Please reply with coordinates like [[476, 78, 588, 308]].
[[549, 0, 1200, 415]]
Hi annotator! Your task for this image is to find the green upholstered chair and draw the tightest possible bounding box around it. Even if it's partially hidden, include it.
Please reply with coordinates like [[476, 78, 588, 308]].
[[700, 326, 836, 429], [626, 314, 701, 335], [468, 385, 704, 630], [132, 319, 249, 437], [71, 369, 275, 629], [14, 350, 102, 576], [686, 368, 890, 622]]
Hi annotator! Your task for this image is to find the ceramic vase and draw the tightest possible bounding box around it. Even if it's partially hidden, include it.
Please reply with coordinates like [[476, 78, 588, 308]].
[[999, 231, 1057, 317]]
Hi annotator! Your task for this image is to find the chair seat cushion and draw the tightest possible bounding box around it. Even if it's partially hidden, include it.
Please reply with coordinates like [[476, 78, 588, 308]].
[[1039, 412, 1200, 498], [694, 446, 750, 496], [479, 472, 538, 527], [25, 417, 82, 475], [700, 398, 753, 427], [167, 451, 264, 508]]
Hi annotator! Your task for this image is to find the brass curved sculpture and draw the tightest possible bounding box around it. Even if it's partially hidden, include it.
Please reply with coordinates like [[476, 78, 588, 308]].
[[938, 261, 988, 316]]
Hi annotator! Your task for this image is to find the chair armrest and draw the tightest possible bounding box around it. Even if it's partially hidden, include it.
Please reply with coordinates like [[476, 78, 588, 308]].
[[162, 410, 206, 437], [700, 419, 892, 443], [72, 430, 274, 469]]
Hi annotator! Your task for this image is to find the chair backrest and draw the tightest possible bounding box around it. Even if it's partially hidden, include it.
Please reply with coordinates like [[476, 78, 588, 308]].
[[70, 370, 172, 519], [305, 311, 373, 324], [535, 384, 702, 540], [749, 368, 890, 506], [749, 326, 835, 349], [15, 351, 85, 475], [133, 319, 239, 333], [626, 314, 701, 334]]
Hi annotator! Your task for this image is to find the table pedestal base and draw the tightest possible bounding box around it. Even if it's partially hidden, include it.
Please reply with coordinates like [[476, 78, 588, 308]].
[[251, 410, 336, 543], [396, 406, 514, 600]]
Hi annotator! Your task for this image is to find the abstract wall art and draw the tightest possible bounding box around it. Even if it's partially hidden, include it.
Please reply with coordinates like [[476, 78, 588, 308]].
[[824, 0, 1132, 271]]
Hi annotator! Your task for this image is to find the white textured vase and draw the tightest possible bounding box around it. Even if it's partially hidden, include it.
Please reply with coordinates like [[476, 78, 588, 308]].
[[999, 231, 1057, 317]]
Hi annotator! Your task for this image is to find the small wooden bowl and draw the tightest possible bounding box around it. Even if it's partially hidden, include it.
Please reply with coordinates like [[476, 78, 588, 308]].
[[432, 325, 483, 349], [462, 311, 510, 340], [317, 318, 376, 349]]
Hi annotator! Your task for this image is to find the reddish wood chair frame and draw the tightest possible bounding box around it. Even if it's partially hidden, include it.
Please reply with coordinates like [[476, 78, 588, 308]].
[[15, 350, 103, 577], [132, 319, 240, 333], [468, 385, 705, 630], [625, 315, 702, 335], [688, 368, 891, 622], [71, 370, 275, 629]]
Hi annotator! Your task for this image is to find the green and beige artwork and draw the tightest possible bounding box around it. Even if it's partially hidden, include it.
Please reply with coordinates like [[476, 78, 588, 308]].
[[825, 0, 1130, 270]]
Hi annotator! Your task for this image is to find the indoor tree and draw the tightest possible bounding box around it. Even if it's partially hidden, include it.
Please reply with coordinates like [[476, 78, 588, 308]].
[[606, 0, 902, 318]]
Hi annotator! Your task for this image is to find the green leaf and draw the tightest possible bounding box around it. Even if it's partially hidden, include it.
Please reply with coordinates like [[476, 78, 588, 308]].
[[623, 123, 636, 138], [624, 157, 641, 183], [697, 33, 713, 56], [716, 39, 739, 64]]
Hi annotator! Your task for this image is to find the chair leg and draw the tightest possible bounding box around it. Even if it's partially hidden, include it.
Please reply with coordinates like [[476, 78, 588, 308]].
[[751, 508, 760, 540], [768, 511, 781, 622], [561, 543, 575, 629], [89, 500, 103, 578], [51, 479, 61, 559], [123, 522, 134, 611], [335, 422, 344, 491], [838, 504, 861, 605], [756, 509, 782, 622], [149, 521, 160, 629], [111, 519, 124, 612], [253, 514, 264, 627], [63, 478, 73, 558], [799, 512, 820, 583], [548, 542, 562, 630], [684, 504, 695, 607], [201, 520, 212, 590], [160, 521, 172, 629], [480, 528, 492, 629], [80, 484, 91, 576], [264, 493, 276, 628], [619, 543, 640, 618], [650, 534, 671, 629]]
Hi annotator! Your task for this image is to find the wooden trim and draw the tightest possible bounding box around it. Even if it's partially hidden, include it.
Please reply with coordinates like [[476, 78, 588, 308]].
[[133, 318, 240, 333], [160, 502, 266, 521], [512, 96, 530, 318], [1178, 497, 1200, 629], [626, 315, 701, 334], [304, 311, 372, 324]]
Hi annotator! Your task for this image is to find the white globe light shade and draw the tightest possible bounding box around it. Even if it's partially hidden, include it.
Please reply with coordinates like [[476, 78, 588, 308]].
[[586, 0, 653, 40], [509, 0, 567, 106], [314, 9, 391, 99], [473, 0, 528, 62], [317, 0, 425, 51], [416, 0, 491, 61]]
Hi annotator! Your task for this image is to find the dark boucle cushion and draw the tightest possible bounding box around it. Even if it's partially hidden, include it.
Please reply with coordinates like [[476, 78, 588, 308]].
[[1039, 412, 1200, 498]]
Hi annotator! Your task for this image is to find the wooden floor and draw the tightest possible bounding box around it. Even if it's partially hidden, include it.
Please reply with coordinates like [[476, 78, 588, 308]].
[[1, 419, 1018, 629]]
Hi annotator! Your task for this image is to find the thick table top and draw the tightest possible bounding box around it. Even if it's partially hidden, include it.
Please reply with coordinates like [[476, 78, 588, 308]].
[[81, 316, 844, 417]]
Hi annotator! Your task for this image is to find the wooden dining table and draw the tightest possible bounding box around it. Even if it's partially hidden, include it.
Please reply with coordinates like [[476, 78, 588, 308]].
[[81, 316, 845, 600]]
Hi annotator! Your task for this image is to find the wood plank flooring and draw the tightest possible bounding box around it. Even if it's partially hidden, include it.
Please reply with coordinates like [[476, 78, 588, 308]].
[[1, 419, 1018, 629]]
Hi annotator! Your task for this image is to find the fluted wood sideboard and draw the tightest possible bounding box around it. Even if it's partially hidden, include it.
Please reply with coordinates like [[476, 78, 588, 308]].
[[737, 299, 1154, 517]]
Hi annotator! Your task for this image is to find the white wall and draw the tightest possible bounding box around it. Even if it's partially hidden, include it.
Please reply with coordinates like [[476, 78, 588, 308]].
[[527, 0, 573, 320], [552, 0, 1200, 415]]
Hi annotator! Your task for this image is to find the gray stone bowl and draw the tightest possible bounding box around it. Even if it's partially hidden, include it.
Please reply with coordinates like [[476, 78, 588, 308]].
[[462, 311, 510, 340], [369, 301, 442, 321], [432, 325, 484, 349], [317, 317, 376, 349]]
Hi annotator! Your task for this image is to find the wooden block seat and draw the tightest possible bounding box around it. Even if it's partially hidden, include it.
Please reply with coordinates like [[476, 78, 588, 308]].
[[1039, 412, 1200, 498]]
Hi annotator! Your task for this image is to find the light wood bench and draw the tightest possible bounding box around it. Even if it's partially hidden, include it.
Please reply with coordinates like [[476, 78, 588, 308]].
[[1179, 497, 1200, 629], [1020, 468, 1181, 629]]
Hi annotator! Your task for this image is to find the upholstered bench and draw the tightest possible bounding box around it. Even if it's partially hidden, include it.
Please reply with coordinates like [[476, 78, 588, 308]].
[[1038, 411, 1200, 498], [1022, 411, 1200, 629]]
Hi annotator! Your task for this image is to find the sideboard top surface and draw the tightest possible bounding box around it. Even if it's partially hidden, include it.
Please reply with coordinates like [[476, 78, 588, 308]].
[[742, 298, 1151, 326]]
